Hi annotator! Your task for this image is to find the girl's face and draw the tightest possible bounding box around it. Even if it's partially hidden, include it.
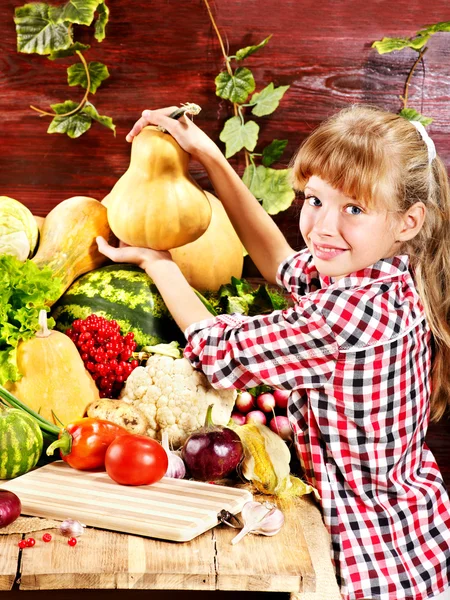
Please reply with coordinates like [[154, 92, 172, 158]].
[[300, 176, 400, 280]]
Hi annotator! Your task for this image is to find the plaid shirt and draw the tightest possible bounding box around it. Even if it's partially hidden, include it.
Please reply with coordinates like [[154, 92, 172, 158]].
[[185, 249, 450, 600]]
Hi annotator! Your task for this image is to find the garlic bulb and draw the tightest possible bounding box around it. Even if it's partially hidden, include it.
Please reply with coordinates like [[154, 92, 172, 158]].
[[231, 501, 284, 545], [59, 518, 86, 538], [161, 431, 186, 479]]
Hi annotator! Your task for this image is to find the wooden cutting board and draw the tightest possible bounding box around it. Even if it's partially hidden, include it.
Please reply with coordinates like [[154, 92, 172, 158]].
[[0, 461, 252, 542]]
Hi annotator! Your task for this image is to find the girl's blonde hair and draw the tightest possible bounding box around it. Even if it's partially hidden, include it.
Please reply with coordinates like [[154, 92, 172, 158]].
[[292, 104, 450, 421]]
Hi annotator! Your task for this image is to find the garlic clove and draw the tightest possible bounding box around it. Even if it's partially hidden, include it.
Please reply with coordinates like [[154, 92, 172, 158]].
[[161, 431, 186, 479], [59, 518, 86, 538], [231, 501, 284, 544]]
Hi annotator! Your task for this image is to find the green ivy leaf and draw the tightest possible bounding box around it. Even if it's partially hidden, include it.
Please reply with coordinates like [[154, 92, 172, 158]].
[[400, 108, 433, 126], [48, 42, 90, 60], [219, 116, 259, 158], [82, 101, 116, 134], [52, 0, 103, 26], [47, 100, 115, 138], [14, 3, 72, 55], [94, 1, 109, 42], [250, 83, 290, 117], [215, 67, 255, 103], [68, 61, 110, 93], [243, 165, 295, 215], [48, 100, 92, 138], [262, 139, 288, 167], [235, 35, 272, 61], [372, 36, 430, 54], [416, 21, 450, 36]]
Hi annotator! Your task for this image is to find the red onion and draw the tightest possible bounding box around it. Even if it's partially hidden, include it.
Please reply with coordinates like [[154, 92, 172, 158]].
[[0, 490, 21, 528], [182, 405, 243, 481]]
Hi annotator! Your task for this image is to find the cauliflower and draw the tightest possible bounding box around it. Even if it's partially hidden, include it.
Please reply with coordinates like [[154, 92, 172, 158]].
[[119, 355, 236, 448]]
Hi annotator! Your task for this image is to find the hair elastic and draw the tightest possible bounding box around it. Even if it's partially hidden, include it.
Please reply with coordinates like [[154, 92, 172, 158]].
[[410, 120, 436, 164]]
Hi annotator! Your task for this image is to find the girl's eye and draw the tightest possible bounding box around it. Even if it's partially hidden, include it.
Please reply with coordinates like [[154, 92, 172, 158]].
[[306, 196, 321, 207], [345, 205, 363, 216]]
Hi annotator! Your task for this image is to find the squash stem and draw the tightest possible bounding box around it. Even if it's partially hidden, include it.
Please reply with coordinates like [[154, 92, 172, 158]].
[[35, 309, 51, 338]]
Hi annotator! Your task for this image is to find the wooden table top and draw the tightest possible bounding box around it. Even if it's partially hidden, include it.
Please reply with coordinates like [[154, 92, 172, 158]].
[[0, 495, 319, 596]]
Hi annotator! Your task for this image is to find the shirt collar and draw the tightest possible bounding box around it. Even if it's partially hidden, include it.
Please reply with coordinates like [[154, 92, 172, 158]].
[[319, 255, 410, 289]]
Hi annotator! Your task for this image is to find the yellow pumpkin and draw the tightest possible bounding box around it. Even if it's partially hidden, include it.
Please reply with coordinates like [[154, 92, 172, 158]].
[[32, 196, 117, 301], [106, 126, 212, 250], [6, 311, 99, 426], [169, 192, 243, 291]]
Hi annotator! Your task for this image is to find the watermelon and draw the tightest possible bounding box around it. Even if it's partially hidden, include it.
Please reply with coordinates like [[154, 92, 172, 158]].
[[0, 407, 43, 479], [51, 264, 185, 348]]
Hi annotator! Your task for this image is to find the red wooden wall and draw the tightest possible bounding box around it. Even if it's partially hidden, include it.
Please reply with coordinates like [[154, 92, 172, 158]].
[[1, 0, 449, 484]]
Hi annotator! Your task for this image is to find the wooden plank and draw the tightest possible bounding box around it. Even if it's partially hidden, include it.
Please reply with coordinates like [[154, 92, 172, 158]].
[[0, 462, 252, 542], [214, 498, 315, 594], [19, 526, 216, 591], [0, 533, 21, 590]]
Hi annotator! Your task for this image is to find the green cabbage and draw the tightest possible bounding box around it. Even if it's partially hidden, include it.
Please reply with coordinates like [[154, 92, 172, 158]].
[[0, 196, 39, 262]]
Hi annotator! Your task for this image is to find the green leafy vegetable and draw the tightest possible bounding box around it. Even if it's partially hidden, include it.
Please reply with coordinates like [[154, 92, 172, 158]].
[[0, 255, 63, 385]]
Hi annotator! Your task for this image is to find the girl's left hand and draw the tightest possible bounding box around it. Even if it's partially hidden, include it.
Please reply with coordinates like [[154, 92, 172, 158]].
[[96, 236, 173, 271]]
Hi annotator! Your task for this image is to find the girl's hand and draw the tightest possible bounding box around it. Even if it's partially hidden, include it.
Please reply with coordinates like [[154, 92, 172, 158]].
[[96, 236, 172, 272], [125, 106, 220, 163]]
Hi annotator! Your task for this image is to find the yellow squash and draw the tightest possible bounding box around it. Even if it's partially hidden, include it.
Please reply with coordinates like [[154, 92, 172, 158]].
[[169, 192, 243, 291], [6, 311, 99, 426], [106, 126, 211, 250], [32, 196, 116, 300]]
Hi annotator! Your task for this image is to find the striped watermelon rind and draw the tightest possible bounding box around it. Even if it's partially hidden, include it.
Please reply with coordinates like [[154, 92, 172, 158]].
[[51, 264, 185, 349], [0, 408, 43, 479]]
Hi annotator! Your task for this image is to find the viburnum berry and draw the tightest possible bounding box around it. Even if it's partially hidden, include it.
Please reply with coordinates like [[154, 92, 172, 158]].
[[66, 314, 139, 399], [25, 537, 36, 547], [42, 533, 52, 543], [68, 537, 77, 547], [18, 540, 27, 549]]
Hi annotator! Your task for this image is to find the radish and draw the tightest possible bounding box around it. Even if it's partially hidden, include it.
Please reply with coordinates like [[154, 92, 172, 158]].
[[273, 389, 290, 409], [269, 416, 292, 441], [245, 410, 267, 426], [235, 391, 255, 414], [256, 392, 276, 413], [230, 412, 246, 426]]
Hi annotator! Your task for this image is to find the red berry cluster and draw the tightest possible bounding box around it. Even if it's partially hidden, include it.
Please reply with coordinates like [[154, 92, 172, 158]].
[[66, 315, 139, 398]]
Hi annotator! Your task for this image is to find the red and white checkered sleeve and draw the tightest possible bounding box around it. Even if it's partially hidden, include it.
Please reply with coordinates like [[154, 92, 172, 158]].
[[276, 248, 321, 295], [183, 301, 338, 391]]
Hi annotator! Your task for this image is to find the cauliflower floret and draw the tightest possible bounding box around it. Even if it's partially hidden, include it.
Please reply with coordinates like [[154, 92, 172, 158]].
[[120, 355, 236, 448]]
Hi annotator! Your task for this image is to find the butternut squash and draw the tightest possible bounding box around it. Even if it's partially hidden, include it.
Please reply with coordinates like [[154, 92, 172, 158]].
[[32, 196, 117, 301], [6, 310, 99, 425], [106, 126, 211, 250], [169, 192, 243, 291]]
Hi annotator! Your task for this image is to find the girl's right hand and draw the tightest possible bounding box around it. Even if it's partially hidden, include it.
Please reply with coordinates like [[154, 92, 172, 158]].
[[125, 106, 220, 163]]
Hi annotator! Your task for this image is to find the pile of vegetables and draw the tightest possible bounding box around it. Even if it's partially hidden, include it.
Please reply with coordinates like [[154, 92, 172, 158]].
[[0, 124, 317, 510]]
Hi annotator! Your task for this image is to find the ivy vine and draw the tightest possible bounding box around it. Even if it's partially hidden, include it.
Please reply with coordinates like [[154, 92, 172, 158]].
[[203, 0, 294, 216], [14, 0, 115, 138], [372, 20, 450, 126]]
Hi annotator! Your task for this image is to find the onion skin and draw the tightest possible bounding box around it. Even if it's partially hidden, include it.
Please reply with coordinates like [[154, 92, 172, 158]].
[[0, 490, 21, 528]]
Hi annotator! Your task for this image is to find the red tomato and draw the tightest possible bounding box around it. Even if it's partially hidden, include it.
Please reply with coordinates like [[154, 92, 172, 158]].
[[105, 434, 168, 486]]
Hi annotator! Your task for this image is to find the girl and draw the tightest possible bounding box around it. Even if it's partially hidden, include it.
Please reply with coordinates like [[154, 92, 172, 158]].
[[97, 104, 450, 600]]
